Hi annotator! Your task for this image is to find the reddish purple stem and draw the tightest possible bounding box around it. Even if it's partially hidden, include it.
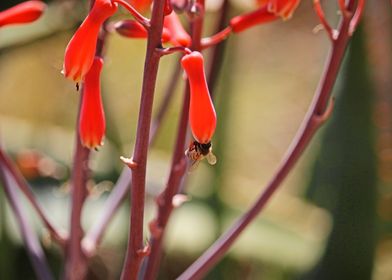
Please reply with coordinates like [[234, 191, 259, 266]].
[[0, 161, 53, 280], [120, 0, 167, 278], [177, 1, 359, 279]]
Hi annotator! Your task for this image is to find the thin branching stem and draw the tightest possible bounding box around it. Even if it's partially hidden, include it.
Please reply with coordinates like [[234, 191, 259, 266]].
[[201, 26, 232, 49], [83, 60, 182, 256], [142, 81, 190, 280], [112, 0, 150, 28], [64, 5, 111, 278], [120, 0, 167, 278], [0, 149, 66, 247], [157, 46, 192, 56], [64, 100, 91, 280], [177, 1, 359, 279], [0, 161, 53, 280], [142, 1, 210, 278]]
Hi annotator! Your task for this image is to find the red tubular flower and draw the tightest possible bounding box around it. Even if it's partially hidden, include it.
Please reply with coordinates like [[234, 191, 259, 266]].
[[181, 52, 216, 144], [114, 20, 147, 38], [79, 57, 106, 149], [257, 0, 300, 19], [230, 0, 300, 33], [164, 0, 173, 16], [127, 0, 152, 13], [0, 1, 46, 27], [230, 6, 277, 33], [63, 0, 117, 82], [114, 20, 171, 42], [164, 11, 191, 47]]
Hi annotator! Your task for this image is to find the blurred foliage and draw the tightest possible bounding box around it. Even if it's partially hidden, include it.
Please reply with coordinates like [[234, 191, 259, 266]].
[[304, 26, 377, 280]]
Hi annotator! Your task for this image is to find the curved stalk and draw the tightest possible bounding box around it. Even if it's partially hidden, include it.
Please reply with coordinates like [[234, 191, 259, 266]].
[[177, 1, 359, 279], [0, 161, 54, 280], [0, 149, 66, 247], [82, 60, 182, 256]]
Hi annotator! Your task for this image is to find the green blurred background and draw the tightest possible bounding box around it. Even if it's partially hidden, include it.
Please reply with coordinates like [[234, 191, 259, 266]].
[[0, 0, 391, 279]]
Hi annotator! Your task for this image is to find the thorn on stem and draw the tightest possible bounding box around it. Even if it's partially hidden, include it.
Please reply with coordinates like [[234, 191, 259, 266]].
[[172, 194, 190, 208], [137, 243, 151, 257], [120, 156, 138, 170], [82, 237, 96, 257], [314, 97, 335, 125]]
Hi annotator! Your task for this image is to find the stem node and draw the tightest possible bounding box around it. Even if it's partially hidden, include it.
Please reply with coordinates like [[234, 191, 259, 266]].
[[120, 156, 138, 170]]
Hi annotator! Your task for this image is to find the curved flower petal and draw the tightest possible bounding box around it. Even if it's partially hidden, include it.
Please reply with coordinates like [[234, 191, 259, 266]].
[[113, 19, 171, 42], [181, 52, 216, 144], [62, 0, 117, 82], [79, 57, 106, 149], [127, 0, 152, 14], [230, 6, 277, 33], [164, 11, 191, 47], [0, 1, 46, 28], [257, 0, 300, 19]]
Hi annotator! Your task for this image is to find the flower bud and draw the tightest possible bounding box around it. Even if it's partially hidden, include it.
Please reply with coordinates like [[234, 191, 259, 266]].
[[181, 52, 216, 144], [62, 0, 117, 82], [127, 0, 152, 13], [79, 57, 106, 149], [164, 11, 191, 47], [230, 6, 277, 33], [263, 0, 301, 19], [164, 0, 173, 16], [230, 0, 300, 33], [113, 20, 171, 42], [0, 1, 46, 27]]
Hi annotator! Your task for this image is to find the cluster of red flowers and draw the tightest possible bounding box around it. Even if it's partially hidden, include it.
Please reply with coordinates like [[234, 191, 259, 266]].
[[62, 0, 300, 162]]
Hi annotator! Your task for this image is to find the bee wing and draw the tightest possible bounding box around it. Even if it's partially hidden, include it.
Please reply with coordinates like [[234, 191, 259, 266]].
[[206, 152, 217, 165], [188, 158, 202, 172]]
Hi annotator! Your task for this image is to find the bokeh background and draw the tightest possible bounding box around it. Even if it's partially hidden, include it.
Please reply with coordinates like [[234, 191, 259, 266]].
[[0, 0, 391, 279]]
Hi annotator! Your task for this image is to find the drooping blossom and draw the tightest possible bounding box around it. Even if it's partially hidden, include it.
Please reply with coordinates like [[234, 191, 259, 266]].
[[164, 11, 191, 47], [113, 19, 171, 42], [230, 6, 278, 33], [62, 0, 117, 83], [181, 52, 216, 144], [164, 0, 173, 16], [127, 0, 152, 14], [230, 0, 300, 33], [79, 57, 106, 149], [0, 1, 46, 28], [257, 0, 301, 19]]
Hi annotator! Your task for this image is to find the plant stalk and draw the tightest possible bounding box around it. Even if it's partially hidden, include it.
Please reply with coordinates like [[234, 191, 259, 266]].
[[0, 161, 53, 280], [177, 1, 359, 279], [120, 0, 167, 278]]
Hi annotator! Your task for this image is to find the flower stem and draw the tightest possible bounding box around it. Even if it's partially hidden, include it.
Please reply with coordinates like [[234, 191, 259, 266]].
[[64, 102, 91, 280], [142, 1, 209, 278], [142, 82, 190, 280], [113, 0, 150, 28], [0, 148, 66, 247], [177, 1, 359, 279], [120, 0, 167, 278], [0, 160, 53, 280], [83, 62, 181, 254]]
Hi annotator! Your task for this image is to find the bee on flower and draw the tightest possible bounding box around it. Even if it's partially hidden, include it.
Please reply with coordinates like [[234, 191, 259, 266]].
[[181, 51, 217, 170]]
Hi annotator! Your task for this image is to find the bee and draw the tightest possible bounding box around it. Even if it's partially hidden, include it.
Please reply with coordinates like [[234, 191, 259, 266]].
[[185, 140, 217, 171]]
